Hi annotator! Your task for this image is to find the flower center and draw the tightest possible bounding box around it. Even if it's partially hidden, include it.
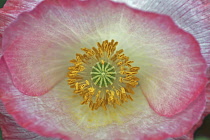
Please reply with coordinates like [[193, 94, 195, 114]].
[[91, 61, 116, 88], [68, 40, 140, 111]]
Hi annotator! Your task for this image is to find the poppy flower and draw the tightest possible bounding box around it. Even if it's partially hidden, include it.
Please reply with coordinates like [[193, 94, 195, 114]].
[[0, 0, 209, 139]]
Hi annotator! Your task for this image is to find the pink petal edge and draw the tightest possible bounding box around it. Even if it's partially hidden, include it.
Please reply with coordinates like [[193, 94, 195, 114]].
[[0, 0, 44, 57], [0, 58, 68, 140], [0, 99, 59, 140]]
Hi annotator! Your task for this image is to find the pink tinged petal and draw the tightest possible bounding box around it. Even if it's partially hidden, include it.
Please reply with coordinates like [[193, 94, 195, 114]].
[[112, 0, 210, 66], [114, 3, 207, 116], [0, 57, 67, 139], [129, 93, 206, 140], [0, 34, 2, 57], [1, 0, 44, 16], [206, 80, 210, 114], [166, 114, 206, 140], [206, 100, 210, 114], [116, 0, 210, 116], [0, 12, 14, 57], [3, 0, 207, 118], [113, 0, 210, 117], [0, 56, 206, 139], [114, 1, 210, 112], [3, 0, 89, 96], [0, 100, 59, 140], [0, 0, 44, 57]]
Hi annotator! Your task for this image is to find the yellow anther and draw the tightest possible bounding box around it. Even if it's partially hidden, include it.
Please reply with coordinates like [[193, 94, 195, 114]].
[[118, 54, 125, 59], [75, 82, 79, 90], [101, 60, 105, 65], [130, 67, 140, 72], [121, 87, 126, 94], [116, 49, 124, 55], [88, 87, 95, 93], [117, 61, 123, 66], [125, 61, 134, 67], [81, 48, 95, 56], [80, 84, 86, 89], [85, 80, 90, 85], [123, 71, 138, 75], [115, 89, 120, 96]]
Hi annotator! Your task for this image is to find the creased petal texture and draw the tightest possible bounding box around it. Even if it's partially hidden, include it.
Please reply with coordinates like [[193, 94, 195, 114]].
[[1, 0, 44, 17], [166, 114, 206, 140], [0, 56, 206, 139], [0, 0, 44, 57], [112, 1, 210, 114], [0, 99, 59, 140], [112, 0, 210, 66], [3, 0, 207, 117], [132, 21, 207, 116], [0, 0, 208, 139]]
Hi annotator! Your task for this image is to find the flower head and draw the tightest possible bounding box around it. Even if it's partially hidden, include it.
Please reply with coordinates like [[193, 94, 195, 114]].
[[0, 0, 209, 139]]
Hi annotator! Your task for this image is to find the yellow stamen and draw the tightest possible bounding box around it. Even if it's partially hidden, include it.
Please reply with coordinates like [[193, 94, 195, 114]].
[[68, 40, 140, 110]]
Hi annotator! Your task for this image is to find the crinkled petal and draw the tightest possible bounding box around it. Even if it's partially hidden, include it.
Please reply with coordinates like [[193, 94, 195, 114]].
[[112, 0, 210, 66], [112, 1, 210, 115], [0, 0, 44, 57], [129, 15, 207, 116], [2, 0, 44, 16], [166, 114, 206, 140], [114, 0, 210, 115], [0, 57, 206, 140], [3, 0, 207, 116], [0, 99, 59, 140]]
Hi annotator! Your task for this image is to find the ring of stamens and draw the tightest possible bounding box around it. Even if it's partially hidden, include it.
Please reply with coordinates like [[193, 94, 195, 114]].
[[68, 40, 140, 110]]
